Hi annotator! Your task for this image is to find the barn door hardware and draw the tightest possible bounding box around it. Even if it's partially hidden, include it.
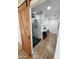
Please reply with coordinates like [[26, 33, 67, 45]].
[[25, 0, 31, 7]]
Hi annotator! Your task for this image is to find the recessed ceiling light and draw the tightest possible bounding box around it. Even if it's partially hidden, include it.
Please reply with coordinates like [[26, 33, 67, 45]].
[[47, 6, 51, 10]]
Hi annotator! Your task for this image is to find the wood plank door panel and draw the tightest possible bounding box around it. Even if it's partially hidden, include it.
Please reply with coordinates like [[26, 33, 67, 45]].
[[18, 1, 32, 55]]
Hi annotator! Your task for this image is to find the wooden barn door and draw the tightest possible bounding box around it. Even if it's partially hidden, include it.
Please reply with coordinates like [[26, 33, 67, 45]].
[[18, 0, 32, 55]]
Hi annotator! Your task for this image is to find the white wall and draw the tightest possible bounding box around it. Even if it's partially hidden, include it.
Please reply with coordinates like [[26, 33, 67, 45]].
[[48, 18, 59, 34], [54, 29, 60, 59], [18, 23, 22, 45]]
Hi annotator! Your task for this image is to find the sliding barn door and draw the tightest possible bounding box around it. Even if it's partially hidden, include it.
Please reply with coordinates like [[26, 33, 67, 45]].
[[18, 1, 32, 55]]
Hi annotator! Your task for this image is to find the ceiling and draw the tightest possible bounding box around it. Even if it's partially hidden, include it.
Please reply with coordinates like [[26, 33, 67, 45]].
[[18, 0, 41, 7], [18, 0, 25, 6], [32, 0, 60, 18], [18, 0, 60, 18]]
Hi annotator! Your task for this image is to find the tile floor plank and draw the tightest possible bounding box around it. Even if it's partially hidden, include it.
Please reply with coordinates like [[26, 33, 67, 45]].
[[33, 33, 57, 59]]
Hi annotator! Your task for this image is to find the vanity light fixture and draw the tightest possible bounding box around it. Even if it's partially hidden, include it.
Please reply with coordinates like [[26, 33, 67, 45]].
[[33, 12, 37, 14]]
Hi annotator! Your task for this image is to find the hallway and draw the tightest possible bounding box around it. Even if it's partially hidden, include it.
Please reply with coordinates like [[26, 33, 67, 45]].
[[33, 33, 57, 59]]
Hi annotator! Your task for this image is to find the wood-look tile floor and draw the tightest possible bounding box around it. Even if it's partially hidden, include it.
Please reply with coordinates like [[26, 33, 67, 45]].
[[18, 33, 57, 59], [33, 33, 57, 59], [18, 43, 32, 59]]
